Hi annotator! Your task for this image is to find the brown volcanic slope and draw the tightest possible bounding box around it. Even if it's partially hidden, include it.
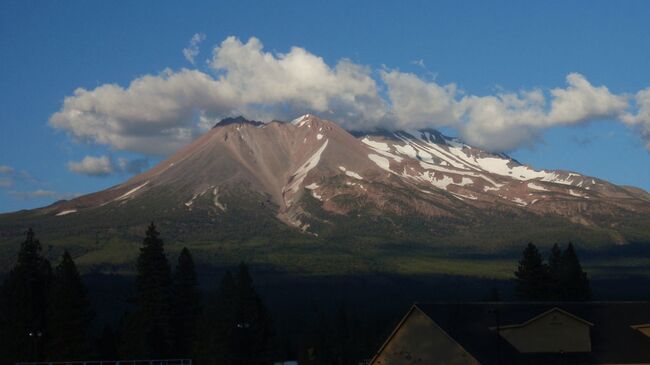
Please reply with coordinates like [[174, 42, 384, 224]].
[[1, 114, 650, 272]]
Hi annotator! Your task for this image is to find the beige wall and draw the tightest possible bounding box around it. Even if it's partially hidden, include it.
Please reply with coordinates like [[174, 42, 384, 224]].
[[633, 325, 650, 337], [498, 310, 591, 353], [371, 308, 480, 365]]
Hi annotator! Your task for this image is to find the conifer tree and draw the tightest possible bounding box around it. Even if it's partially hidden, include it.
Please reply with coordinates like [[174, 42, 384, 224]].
[[232, 262, 274, 365], [559, 243, 591, 301], [514, 243, 550, 300], [124, 223, 173, 358], [171, 247, 201, 358], [193, 264, 274, 365], [193, 271, 237, 364], [46, 250, 93, 361], [0, 228, 52, 362], [547, 243, 563, 299]]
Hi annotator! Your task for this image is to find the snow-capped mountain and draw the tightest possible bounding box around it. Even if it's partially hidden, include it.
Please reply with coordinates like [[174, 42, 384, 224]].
[[2, 114, 650, 266]]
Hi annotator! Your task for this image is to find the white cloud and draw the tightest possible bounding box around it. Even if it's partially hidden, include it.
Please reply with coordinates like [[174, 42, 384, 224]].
[[0, 165, 14, 174], [547, 73, 629, 125], [50, 69, 231, 155], [623, 88, 650, 149], [49, 35, 650, 154], [209, 36, 389, 129], [68, 156, 114, 176], [457, 90, 547, 151], [380, 70, 458, 129], [383, 71, 635, 151], [67, 155, 149, 176], [183, 33, 206, 65]]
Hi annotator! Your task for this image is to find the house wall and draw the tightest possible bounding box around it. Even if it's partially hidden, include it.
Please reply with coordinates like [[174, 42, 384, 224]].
[[498, 310, 591, 353], [371, 308, 480, 365], [634, 325, 650, 337]]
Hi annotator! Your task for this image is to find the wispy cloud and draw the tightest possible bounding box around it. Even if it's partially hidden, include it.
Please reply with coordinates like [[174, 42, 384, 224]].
[[0, 165, 14, 174], [183, 33, 206, 65], [49, 36, 650, 153], [67, 155, 149, 177], [68, 155, 113, 176]]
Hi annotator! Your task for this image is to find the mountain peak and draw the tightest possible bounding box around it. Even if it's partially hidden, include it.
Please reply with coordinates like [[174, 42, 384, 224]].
[[213, 116, 264, 128]]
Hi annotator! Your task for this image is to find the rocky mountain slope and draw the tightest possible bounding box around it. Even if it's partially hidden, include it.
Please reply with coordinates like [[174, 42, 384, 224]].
[[1, 115, 649, 273]]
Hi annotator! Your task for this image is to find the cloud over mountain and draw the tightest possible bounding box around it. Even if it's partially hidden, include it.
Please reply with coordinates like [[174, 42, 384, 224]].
[[68, 155, 149, 177], [49, 36, 650, 154]]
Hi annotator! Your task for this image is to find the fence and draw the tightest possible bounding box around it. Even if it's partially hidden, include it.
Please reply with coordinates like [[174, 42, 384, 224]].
[[16, 359, 192, 365]]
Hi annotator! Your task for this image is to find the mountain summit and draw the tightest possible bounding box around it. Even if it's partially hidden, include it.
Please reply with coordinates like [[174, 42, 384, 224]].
[[2, 115, 650, 271]]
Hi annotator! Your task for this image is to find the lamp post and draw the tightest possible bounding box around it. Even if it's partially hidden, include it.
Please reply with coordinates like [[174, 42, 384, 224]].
[[29, 330, 42, 361]]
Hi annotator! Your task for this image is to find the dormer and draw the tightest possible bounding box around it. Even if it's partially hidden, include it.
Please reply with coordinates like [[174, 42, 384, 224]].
[[493, 307, 593, 353], [631, 324, 650, 338]]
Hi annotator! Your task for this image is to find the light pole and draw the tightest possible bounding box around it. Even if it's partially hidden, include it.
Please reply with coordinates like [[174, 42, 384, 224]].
[[28, 330, 42, 361]]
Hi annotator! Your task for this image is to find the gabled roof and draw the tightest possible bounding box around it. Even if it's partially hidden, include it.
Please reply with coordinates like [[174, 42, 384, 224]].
[[369, 305, 480, 365], [411, 302, 650, 365], [631, 323, 650, 330], [491, 307, 594, 330]]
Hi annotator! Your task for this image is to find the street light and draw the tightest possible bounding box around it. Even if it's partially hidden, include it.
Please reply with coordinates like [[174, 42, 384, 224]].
[[28, 330, 43, 361]]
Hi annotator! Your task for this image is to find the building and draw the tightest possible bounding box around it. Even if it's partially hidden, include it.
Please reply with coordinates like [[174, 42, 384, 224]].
[[369, 302, 650, 365]]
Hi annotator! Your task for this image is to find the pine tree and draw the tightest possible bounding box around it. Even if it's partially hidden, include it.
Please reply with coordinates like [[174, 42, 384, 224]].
[[124, 223, 173, 358], [559, 243, 591, 301], [171, 247, 201, 358], [193, 271, 237, 364], [232, 262, 274, 365], [514, 243, 550, 300], [193, 264, 274, 365], [46, 250, 93, 361], [547, 243, 563, 299], [0, 228, 52, 362]]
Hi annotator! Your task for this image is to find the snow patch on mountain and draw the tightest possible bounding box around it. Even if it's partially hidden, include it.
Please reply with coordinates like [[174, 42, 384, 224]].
[[338, 166, 363, 180], [287, 140, 329, 194], [361, 138, 390, 152], [56, 209, 77, 216], [185, 192, 200, 207], [115, 181, 148, 201], [528, 182, 549, 191], [213, 187, 226, 211], [291, 114, 311, 126], [368, 154, 392, 172], [569, 189, 587, 198]]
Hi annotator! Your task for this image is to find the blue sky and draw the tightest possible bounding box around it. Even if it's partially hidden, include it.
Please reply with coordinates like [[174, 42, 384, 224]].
[[1, 0, 650, 213]]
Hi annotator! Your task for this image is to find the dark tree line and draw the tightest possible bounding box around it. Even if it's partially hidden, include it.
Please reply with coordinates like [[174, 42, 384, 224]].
[[514, 242, 591, 301], [0, 228, 90, 363], [0, 224, 274, 364]]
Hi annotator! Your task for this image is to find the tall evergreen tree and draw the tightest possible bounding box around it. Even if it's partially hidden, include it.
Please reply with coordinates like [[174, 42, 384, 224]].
[[171, 247, 201, 358], [547, 243, 563, 299], [123, 223, 172, 358], [46, 250, 93, 361], [232, 262, 274, 365], [193, 271, 237, 364], [559, 243, 591, 301], [193, 264, 274, 365], [514, 243, 550, 300], [0, 228, 52, 362]]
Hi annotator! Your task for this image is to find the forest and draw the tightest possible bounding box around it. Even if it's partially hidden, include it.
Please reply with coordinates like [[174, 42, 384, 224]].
[[0, 225, 599, 365]]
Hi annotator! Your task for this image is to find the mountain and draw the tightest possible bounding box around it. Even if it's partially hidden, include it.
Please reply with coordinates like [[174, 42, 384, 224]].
[[1, 115, 650, 275]]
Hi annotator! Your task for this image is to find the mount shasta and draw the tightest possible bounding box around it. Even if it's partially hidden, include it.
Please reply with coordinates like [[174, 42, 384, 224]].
[[2, 115, 649, 274]]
